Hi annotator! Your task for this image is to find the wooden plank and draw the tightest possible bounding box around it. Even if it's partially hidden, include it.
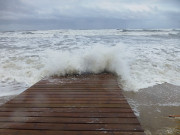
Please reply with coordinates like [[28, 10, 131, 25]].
[[7, 100, 128, 104], [0, 112, 136, 117], [13, 95, 124, 98], [0, 123, 143, 131], [0, 73, 144, 134], [0, 107, 133, 113], [0, 117, 139, 124], [0, 130, 145, 135], [7, 97, 125, 101], [21, 92, 123, 95], [3, 103, 131, 108], [28, 87, 121, 89]]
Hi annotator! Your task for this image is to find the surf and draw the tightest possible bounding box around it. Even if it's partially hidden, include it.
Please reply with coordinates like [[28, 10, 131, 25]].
[[0, 29, 180, 97]]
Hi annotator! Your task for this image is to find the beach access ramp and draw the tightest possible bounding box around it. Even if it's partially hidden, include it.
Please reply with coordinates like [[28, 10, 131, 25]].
[[0, 73, 144, 135]]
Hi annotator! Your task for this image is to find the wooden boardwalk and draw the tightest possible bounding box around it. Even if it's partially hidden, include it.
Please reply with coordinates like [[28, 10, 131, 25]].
[[0, 73, 144, 135]]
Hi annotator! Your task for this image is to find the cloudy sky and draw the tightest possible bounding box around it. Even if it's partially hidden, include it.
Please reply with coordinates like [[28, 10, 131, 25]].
[[0, 0, 180, 31]]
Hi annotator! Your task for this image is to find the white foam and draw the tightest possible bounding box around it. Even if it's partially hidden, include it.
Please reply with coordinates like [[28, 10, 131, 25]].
[[0, 29, 180, 97], [43, 44, 129, 77], [42, 42, 180, 91]]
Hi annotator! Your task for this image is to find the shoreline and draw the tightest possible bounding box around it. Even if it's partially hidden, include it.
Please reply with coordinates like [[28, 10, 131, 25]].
[[123, 83, 180, 135]]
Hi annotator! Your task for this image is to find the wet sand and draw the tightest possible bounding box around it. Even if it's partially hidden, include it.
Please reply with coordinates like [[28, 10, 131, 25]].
[[123, 83, 180, 135]]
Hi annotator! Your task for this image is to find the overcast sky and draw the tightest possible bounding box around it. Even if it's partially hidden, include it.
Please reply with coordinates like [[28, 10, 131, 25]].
[[0, 0, 180, 31]]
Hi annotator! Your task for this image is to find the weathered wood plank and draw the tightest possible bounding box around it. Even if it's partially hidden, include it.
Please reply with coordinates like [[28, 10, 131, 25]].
[[7, 100, 128, 104], [0, 123, 143, 131], [0, 129, 145, 135], [0, 117, 139, 124], [0, 107, 133, 113], [0, 112, 136, 117]]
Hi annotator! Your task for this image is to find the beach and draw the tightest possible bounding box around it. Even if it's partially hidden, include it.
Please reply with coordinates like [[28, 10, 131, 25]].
[[123, 83, 180, 135]]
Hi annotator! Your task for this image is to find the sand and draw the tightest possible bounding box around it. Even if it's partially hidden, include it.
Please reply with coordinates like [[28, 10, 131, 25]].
[[123, 83, 180, 135]]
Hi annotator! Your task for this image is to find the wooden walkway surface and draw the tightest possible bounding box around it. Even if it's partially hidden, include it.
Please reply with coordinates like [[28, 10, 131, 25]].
[[0, 73, 144, 135]]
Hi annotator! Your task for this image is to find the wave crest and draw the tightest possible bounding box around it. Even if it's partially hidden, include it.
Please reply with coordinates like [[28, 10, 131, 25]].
[[43, 45, 129, 77]]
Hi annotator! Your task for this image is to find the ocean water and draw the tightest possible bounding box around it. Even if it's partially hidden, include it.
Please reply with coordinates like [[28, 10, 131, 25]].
[[0, 29, 180, 97]]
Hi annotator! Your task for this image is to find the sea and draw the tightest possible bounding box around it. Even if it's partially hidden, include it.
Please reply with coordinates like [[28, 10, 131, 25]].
[[0, 29, 180, 134]]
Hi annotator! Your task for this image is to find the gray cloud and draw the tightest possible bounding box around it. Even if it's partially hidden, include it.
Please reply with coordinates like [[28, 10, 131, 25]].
[[0, 0, 179, 31]]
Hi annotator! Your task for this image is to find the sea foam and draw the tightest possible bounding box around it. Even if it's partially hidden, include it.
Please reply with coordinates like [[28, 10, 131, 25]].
[[0, 29, 180, 97]]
